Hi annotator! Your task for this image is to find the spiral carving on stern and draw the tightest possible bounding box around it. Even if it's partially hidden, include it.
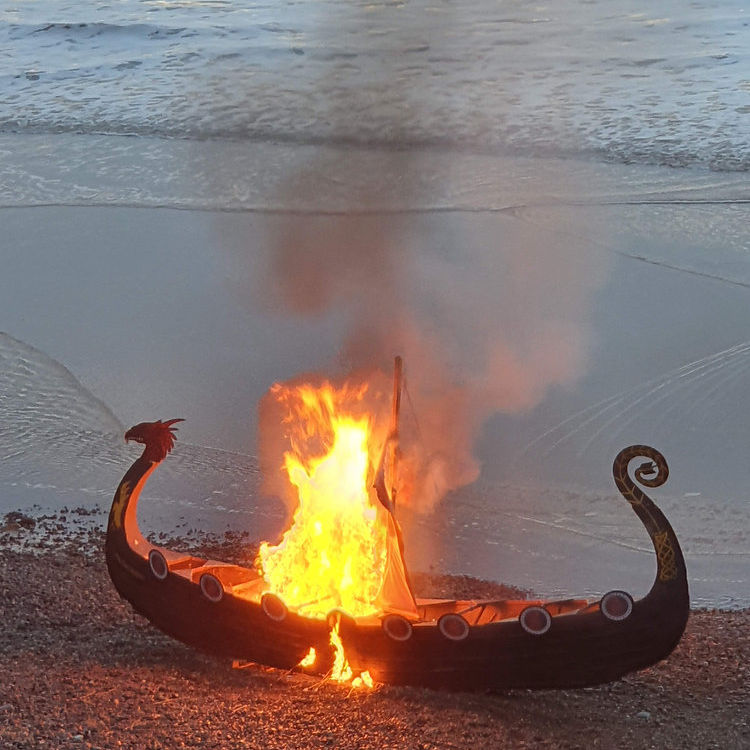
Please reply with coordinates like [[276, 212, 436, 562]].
[[612, 445, 683, 585]]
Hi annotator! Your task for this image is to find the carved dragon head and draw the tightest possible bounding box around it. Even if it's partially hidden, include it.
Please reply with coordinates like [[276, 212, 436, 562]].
[[125, 418, 184, 463]]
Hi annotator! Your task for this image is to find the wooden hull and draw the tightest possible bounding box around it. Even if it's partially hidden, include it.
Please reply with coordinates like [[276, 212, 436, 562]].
[[105, 426, 689, 691], [105, 458, 333, 672], [107, 537, 331, 671], [340, 584, 686, 690]]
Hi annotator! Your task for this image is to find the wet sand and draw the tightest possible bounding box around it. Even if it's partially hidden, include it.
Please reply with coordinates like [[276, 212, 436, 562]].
[[1, 162, 749, 611]]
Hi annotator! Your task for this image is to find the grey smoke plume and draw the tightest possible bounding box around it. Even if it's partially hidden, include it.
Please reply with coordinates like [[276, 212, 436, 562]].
[[254, 164, 605, 512], [223, 3, 608, 512]]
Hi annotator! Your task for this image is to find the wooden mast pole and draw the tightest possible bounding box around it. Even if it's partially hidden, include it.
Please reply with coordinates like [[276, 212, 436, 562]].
[[390, 355, 403, 508]]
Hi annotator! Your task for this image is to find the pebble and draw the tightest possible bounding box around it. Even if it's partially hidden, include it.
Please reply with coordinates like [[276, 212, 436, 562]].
[[0, 547, 747, 750]]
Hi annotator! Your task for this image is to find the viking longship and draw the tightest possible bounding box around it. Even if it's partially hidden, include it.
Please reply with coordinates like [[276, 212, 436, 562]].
[[105, 373, 689, 690]]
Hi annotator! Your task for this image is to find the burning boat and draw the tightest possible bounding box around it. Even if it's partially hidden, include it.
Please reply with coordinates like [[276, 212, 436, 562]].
[[105, 361, 688, 690]]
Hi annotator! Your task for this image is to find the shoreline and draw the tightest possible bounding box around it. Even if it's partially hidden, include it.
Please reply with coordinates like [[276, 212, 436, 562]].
[[1, 545, 747, 749], [3, 491, 749, 612], [2, 493, 749, 612]]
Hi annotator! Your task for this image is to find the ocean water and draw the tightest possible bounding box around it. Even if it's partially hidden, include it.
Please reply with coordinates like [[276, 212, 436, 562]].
[[2, 0, 748, 169], [1, 1, 749, 607]]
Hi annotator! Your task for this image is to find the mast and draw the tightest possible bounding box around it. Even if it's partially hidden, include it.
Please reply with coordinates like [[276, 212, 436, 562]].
[[389, 356, 403, 509], [374, 355, 417, 615]]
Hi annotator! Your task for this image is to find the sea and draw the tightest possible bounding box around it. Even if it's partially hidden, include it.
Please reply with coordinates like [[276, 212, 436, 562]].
[[2, 0, 749, 167], [1, 1, 748, 608]]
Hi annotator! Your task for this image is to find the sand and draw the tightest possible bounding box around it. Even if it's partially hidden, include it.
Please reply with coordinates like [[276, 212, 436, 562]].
[[0, 533, 748, 750]]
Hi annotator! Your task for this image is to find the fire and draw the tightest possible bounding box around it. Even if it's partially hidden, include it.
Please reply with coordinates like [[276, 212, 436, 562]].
[[256, 382, 389, 619], [329, 615, 373, 689], [298, 647, 316, 668], [255, 378, 412, 685]]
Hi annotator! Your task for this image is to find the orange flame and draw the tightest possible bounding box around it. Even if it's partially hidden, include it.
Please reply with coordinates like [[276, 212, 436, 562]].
[[329, 615, 373, 689], [257, 408, 387, 618], [256, 378, 404, 684]]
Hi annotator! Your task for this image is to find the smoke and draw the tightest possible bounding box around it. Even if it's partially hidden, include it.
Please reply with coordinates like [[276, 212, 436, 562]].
[[216, 3, 608, 514], [251, 159, 605, 513]]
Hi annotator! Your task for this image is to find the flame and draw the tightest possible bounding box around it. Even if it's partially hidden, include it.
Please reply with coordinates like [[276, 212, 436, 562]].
[[353, 670, 374, 689], [329, 615, 373, 689], [298, 647, 316, 669], [255, 379, 399, 685], [330, 617, 354, 683], [256, 382, 389, 618], [254, 380, 391, 684], [255, 377, 416, 686]]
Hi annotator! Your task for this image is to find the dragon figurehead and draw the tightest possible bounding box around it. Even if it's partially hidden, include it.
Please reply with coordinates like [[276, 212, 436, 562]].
[[125, 418, 184, 463]]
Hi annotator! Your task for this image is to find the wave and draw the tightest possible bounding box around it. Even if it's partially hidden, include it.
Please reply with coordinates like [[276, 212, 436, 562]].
[[0, 332, 125, 489], [0, 331, 273, 537], [2, 1, 748, 172], [1, 124, 747, 175], [0, 332, 123, 449], [14, 21, 187, 40]]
